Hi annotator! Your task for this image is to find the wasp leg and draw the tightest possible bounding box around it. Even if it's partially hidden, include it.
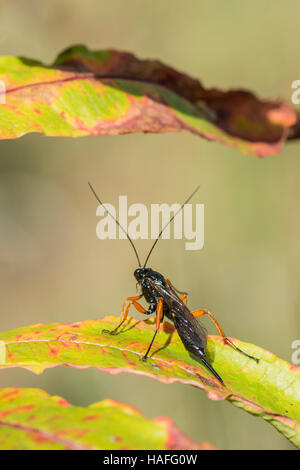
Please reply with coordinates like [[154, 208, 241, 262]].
[[179, 294, 188, 305], [142, 298, 163, 361], [103, 295, 145, 335], [191, 309, 259, 363], [165, 279, 188, 305], [166, 279, 188, 297]]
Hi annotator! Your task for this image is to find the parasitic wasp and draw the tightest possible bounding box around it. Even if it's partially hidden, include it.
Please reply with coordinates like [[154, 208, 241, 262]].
[[89, 183, 259, 386]]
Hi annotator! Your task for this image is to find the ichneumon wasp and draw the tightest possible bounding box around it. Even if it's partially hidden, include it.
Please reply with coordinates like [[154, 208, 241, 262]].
[[89, 183, 259, 386]]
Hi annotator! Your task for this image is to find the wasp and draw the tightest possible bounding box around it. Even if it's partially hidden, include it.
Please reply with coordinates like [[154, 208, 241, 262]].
[[89, 183, 259, 386]]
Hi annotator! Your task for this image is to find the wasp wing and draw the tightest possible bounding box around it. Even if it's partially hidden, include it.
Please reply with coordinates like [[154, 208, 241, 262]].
[[148, 279, 207, 351]]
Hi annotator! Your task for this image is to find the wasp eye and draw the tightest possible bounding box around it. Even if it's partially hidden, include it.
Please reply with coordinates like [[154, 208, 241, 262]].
[[134, 268, 144, 281]]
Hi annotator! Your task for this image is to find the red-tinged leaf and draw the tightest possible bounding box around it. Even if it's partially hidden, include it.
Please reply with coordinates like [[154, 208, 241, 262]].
[[0, 45, 296, 156], [0, 387, 214, 450], [0, 316, 299, 447]]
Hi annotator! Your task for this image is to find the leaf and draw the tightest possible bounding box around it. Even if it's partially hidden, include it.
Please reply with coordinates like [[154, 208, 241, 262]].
[[0, 45, 296, 156], [0, 387, 214, 450], [0, 316, 299, 447]]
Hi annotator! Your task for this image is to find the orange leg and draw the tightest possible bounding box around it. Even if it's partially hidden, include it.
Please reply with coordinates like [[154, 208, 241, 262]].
[[166, 278, 188, 305], [142, 298, 164, 361], [103, 295, 146, 335], [191, 309, 259, 362]]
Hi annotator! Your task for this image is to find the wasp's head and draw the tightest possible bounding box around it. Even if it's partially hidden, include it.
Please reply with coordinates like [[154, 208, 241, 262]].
[[134, 267, 164, 285], [134, 268, 148, 283]]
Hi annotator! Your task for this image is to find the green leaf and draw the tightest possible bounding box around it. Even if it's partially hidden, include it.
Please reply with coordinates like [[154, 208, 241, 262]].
[[0, 316, 299, 447], [0, 387, 214, 450], [0, 45, 296, 156]]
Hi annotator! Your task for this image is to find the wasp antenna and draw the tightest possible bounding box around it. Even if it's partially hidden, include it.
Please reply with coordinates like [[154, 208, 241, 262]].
[[88, 182, 141, 268], [143, 185, 200, 268]]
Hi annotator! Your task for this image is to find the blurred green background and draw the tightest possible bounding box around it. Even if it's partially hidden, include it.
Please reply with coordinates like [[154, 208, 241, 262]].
[[0, 0, 299, 450]]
